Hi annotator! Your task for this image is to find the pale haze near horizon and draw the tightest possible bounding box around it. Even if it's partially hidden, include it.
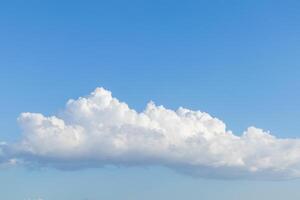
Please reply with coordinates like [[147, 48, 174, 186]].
[[1, 1, 300, 199]]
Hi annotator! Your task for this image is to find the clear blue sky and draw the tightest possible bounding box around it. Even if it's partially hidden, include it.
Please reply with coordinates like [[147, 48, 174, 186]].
[[1, 1, 300, 199]]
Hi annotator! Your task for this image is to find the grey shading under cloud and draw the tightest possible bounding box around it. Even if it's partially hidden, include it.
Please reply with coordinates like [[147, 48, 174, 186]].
[[3, 87, 300, 179]]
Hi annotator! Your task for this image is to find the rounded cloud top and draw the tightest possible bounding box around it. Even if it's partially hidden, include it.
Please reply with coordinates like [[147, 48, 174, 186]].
[[3, 87, 300, 179]]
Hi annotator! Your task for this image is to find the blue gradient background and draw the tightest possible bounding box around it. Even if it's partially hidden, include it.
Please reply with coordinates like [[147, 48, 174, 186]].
[[1, 1, 300, 199]]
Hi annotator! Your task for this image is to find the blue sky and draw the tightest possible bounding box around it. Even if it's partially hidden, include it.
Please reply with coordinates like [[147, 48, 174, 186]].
[[1, 0, 300, 199]]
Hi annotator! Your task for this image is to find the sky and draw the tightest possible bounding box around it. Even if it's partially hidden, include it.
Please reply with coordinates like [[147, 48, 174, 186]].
[[1, 0, 300, 199]]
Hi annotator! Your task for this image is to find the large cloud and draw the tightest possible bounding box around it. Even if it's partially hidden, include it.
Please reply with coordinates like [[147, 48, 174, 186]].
[[3, 87, 300, 179]]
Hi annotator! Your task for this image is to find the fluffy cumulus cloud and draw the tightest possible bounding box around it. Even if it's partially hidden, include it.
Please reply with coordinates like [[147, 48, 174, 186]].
[[2, 87, 300, 179]]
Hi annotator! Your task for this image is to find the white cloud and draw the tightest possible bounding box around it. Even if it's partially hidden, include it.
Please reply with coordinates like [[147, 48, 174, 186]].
[[3, 87, 300, 179]]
